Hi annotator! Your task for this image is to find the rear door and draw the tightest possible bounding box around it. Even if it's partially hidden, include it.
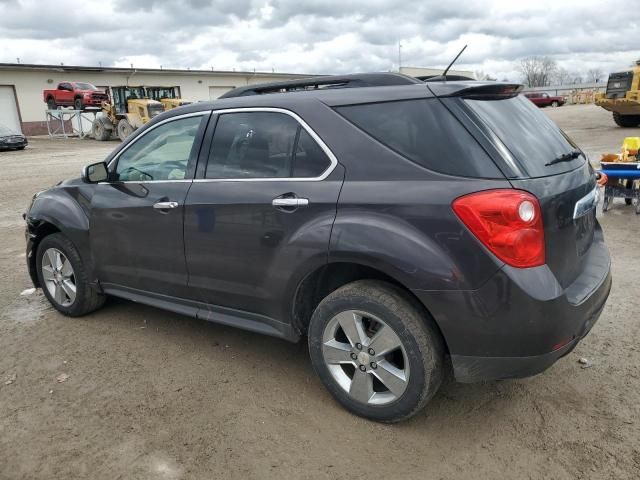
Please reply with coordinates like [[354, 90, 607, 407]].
[[184, 108, 343, 321], [58, 83, 73, 105], [457, 93, 597, 288]]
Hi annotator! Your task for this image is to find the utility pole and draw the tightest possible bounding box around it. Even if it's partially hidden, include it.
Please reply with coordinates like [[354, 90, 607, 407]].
[[398, 41, 402, 72]]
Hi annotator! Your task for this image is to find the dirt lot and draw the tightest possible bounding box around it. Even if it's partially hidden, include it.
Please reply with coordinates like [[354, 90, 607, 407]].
[[1, 105, 639, 480]]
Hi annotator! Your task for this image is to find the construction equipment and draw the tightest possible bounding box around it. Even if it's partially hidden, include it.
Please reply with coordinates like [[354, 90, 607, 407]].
[[92, 86, 165, 141], [595, 60, 640, 127], [145, 86, 191, 110], [598, 137, 640, 214]]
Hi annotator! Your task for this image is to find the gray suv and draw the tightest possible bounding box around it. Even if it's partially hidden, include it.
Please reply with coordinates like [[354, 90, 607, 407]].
[[25, 73, 611, 422]]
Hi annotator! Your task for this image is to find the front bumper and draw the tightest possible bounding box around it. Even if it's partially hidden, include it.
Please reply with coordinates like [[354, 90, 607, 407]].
[[414, 228, 612, 382], [85, 97, 106, 106]]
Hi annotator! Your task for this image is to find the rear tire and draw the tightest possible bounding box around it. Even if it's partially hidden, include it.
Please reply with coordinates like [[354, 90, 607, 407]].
[[46, 97, 57, 110], [117, 119, 133, 141], [36, 233, 105, 317], [613, 112, 640, 128], [308, 280, 444, 423]]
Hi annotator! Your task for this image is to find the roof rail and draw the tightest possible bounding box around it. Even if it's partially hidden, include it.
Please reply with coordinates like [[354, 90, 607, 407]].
[[219, 73, 422, 98]]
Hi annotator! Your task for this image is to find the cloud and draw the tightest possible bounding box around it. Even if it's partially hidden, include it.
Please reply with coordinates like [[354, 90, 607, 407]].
[[0, 0, 639, 81]]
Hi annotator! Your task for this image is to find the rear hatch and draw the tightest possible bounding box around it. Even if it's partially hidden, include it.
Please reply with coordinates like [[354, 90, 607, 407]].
[[438, 87, 597, 288]]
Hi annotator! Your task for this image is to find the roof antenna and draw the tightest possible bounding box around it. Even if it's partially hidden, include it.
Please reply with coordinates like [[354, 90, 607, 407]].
[[434, 44, 468, 81]]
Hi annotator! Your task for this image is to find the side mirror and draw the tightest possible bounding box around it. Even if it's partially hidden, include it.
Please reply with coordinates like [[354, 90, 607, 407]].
[[82, 162, 109, 183]]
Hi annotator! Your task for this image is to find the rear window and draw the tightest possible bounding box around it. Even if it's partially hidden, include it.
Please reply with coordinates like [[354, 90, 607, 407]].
[[464, 95, 584, 178], [336, 99, 502, 178]]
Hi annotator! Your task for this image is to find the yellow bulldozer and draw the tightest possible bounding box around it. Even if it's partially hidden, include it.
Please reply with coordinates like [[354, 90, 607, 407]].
[[91, 85, 165, 141], [145, 86, 192, 110], [595, 60, 640, 128]]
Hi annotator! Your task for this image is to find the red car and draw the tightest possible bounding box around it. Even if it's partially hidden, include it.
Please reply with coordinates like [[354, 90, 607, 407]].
[[43, 82, 109, 110], [524, 92, 565, 108]]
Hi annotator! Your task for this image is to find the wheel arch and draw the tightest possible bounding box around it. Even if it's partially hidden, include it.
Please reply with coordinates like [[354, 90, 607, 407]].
[[290, 261, 451, 356], [27, 220, 61, 287], [26, 192, 92, 286]]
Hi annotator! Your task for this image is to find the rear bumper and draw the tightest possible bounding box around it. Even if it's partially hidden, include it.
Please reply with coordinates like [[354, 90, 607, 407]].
[[0, 139, 27, 149], [414, 228, 611, 382]]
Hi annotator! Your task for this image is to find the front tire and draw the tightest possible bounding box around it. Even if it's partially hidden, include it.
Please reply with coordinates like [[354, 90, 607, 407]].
[[36, 233, 105, 316], [117, 119, 133, 141], [74, 97, 84, 110], [92, 119, 111, 141], [551, 101, 559, 107], [308, 280, 444, 423]]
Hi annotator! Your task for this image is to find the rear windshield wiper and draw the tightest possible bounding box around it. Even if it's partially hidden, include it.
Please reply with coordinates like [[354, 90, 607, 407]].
[[545, 150, 582, 166]]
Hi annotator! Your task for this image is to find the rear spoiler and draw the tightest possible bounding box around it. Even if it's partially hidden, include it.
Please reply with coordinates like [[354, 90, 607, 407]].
[[428, 82, 523, 99]]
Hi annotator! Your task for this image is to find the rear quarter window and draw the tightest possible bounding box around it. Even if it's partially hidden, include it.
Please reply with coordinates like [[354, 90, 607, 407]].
[[335, 99, 503, 178]]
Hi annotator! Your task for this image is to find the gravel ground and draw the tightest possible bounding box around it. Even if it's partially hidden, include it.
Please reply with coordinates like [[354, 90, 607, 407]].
[[1, 104, 639, 480]]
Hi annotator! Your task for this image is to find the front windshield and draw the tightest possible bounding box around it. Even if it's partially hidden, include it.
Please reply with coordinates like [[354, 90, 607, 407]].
[[74, 82, 97, 91]]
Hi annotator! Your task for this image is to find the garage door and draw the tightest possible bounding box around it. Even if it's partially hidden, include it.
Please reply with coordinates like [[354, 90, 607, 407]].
[[0, 86, 21, 133], [209, 86, 235, 100]]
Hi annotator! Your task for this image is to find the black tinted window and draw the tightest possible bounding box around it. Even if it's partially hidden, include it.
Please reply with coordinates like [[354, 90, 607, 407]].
[[206, 112, 331, 179], [336, 99, 501, 178], [464, 95, 583, 178], [293, 130, 331, 177]]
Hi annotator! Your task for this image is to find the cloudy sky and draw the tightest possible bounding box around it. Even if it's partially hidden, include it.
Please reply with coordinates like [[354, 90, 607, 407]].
[[0, 0, 638, 81]]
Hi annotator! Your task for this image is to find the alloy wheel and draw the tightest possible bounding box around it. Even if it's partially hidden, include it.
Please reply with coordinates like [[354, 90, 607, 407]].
[[322, 310, 410, 405], [41, 248, 76, 307]]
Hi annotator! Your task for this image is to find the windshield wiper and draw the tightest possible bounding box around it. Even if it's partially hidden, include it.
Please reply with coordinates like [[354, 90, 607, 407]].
[[545, 150, 582, 166]]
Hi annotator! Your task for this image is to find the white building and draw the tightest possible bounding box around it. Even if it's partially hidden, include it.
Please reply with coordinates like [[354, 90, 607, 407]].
[[0, 63, 311, 135]]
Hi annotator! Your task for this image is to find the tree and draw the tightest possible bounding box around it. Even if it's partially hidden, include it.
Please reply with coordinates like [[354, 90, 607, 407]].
[[554, 67, 571, 85], [517, 56, 557, 87], [587, 68, 604, 83]]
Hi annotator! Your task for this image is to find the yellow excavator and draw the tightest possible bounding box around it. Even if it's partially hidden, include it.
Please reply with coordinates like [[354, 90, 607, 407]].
[[595, 60, 640, 128], [145, 86, 192, 110], [92, 86, 165, 141]]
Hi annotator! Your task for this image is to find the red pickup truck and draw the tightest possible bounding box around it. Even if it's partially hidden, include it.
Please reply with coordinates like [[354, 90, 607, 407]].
[[43, 82, 109, 110], [524, 92, 566, 108]]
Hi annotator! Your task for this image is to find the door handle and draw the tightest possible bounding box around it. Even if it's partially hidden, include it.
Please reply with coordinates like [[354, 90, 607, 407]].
[[153, 201, 179, 209], [272, 198, 309, 207]]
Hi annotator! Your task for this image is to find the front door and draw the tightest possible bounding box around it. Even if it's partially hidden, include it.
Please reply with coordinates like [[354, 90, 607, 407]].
[[91, 113, 209, 298], [184, 109, 343, 321]]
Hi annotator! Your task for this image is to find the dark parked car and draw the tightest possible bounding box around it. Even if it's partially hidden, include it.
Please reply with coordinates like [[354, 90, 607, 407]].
[[524, 91, 566, 107], [0, 124, 27, 150], [25, 74, 611, 422]]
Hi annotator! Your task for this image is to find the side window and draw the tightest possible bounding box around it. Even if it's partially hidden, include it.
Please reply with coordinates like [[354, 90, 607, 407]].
[[205, 111, 331, 179], [293, 129, 331, 177], [336, 99, 501, 178], [115, 115, 203, 182]]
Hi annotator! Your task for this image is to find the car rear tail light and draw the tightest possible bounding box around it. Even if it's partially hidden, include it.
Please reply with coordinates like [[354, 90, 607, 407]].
[[452, 189, 545, 268]]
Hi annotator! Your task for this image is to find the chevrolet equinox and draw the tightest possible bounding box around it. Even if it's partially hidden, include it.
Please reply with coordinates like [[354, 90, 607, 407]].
[[25, 73, 612, 422]]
